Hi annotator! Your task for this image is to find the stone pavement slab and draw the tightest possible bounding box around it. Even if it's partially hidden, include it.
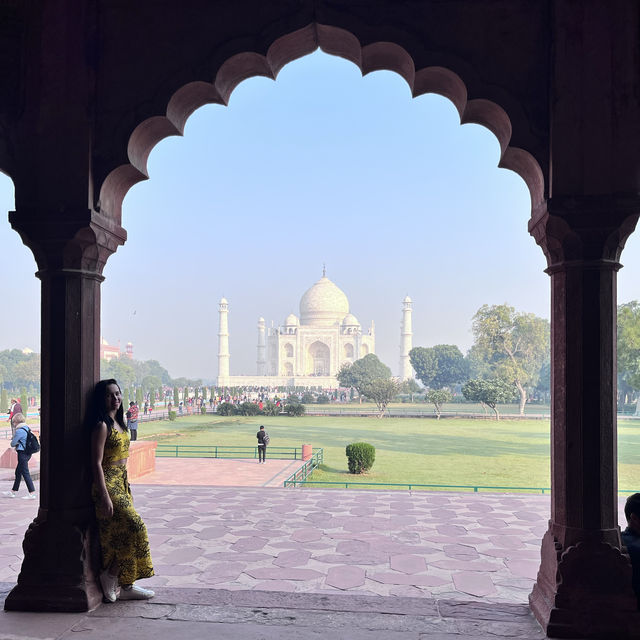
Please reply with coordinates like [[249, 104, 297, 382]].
[[132, 457, 305, 487], [0, 479, 632, 606], [0, 584, 551, 639]]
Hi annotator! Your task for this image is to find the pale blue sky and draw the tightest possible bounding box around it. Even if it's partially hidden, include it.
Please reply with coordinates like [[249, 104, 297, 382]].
[[1, 51, 638, 380]]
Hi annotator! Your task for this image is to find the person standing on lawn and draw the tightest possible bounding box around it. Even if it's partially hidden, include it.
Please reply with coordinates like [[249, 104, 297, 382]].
[[256, 425, 269, 463]]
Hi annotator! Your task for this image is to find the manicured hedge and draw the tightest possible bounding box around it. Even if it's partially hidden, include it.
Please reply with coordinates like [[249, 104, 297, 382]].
[[345, 442, 376, 474]]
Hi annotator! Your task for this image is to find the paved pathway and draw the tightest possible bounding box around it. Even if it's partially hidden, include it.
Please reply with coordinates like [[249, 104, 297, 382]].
[[0, 461, 631, 604], [136, 457, 304, 487]]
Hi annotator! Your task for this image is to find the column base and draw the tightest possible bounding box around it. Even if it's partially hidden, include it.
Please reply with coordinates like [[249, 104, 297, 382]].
[[4, 508, 102, 612], [530, 528, 640, 638]]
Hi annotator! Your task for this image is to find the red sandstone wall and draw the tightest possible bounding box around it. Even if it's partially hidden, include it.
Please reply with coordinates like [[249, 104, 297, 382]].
[[128, 441, 157, 481]]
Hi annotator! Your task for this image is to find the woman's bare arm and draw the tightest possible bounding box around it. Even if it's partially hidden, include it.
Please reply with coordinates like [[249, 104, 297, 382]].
[[90, 422, 113, 518]]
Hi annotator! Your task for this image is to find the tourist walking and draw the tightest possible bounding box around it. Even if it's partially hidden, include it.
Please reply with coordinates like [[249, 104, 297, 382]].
[[89, 379, 154, 602], [256, 425, 269, 463], [3, 413, 37, 499], [126, 401, 139, 441]]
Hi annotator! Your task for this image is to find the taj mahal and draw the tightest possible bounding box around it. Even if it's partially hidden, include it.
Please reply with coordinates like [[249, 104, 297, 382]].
[[217, 270, 414, 388]]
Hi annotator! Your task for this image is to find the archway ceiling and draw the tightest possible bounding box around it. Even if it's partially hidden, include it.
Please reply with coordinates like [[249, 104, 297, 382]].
[[95, 8, 549, 224]]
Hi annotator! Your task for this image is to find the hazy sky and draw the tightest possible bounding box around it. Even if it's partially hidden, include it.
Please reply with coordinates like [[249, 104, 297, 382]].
[[1, 51, 639, 380]]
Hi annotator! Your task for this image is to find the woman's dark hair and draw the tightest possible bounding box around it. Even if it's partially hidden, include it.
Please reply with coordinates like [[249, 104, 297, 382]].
[[89, 379, 127, 435]]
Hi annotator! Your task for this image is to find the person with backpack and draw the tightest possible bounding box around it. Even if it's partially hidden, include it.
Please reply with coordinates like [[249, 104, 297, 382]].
[[256, 425, 270, 463], [3, 412, 37, 499]]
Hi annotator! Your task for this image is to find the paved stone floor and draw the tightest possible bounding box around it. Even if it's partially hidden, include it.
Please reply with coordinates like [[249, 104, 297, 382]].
[[0, 583, 549, 639], [0, 458, 629, 638]]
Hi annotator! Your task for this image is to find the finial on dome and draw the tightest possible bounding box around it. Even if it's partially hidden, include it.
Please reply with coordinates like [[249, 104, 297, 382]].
[[322, 263, 326, 278]]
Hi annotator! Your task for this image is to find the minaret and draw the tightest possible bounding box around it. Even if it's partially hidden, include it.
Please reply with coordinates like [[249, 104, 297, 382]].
[[217, 297, 230, 383], [257, 317, 266, 375], [400, 295, 413, 380]]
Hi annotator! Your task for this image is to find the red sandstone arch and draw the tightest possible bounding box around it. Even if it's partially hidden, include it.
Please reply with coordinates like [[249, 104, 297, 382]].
[[98, 23, 545, 225]]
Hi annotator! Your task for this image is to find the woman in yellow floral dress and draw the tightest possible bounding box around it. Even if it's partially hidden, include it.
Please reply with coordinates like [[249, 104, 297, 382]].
[[90, 378, 154, 602]]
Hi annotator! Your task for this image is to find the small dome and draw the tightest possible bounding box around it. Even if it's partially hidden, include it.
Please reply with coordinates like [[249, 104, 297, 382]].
[[220, 297, 228, 304], [284, 313, 299, 326], [403, 295, 412, 303], [300, 275, 349, 326], [258, 316, 265, 323], [342, 313, 360, 326]]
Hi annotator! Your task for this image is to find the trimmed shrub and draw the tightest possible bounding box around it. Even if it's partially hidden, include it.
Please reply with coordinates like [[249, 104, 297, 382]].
[[316, 395, 330, 404], [285, 402, 305, 417], [237, 402, 260, 416], [200, 406, 207, 414], [261, 402, 281, 416], [168, 410, 177, 421], [345, 442, 376, 474], [216, 402, 236, 416], [301, 392, 315, 404]]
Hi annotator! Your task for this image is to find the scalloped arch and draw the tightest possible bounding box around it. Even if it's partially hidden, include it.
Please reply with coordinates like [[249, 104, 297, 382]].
[[98, 23, 545, 224]]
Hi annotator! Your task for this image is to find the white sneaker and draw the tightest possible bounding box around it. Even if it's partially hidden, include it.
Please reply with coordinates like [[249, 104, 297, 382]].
[[118, 585, 155, 600], [2, 491, 16, 498], [99, 570, 119, 603], [22, 493, 37, 500]]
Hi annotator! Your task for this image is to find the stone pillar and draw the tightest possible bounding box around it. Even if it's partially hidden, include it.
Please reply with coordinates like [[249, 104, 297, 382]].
[[529, 196, 640, 638], [399, 296, 413, 381], [217, 298, 230, 384], [257, 317, 266, 376], [4, 208, 125, 612]]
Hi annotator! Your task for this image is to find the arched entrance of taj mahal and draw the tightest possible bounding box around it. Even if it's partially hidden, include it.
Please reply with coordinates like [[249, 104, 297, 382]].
[[0, 2, 639, 637]]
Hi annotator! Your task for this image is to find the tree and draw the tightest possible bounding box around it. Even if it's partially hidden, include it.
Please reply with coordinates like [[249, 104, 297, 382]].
[[399, 378, 422, 401], [12, 356, 41, 388], [173, 386, 180, 406], [462, 378, 516, 420], [409, 345, 467, 389], [142, 375, 162, 394], [336, 354, 392, 402], [617, 302, 640, 411], [426, 388, 451, 419], [0, 388, 7, 413], [100, 358, 136, 389], [361, 378, 400, 417], [20, 387, 28, 413], [471, 304, 549, 414]]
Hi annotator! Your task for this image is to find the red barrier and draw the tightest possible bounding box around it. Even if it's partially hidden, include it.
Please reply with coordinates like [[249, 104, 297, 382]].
[[128, 441, 157, 480]]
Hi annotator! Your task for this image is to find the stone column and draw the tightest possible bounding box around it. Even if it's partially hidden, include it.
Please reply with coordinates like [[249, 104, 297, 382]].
[[257, 317, 266, 376], [217, 298, 230, 385], [529, 196, 640, 638], [4, 208, 125, 612], [399, 296, 413, 381]]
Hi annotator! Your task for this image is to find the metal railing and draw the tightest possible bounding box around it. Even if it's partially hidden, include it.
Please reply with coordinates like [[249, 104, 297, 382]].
[[283, 449, 324, 487], [282, 479, 640, 494], [283, 478, 551, 492], [155, 444, 302, 459]]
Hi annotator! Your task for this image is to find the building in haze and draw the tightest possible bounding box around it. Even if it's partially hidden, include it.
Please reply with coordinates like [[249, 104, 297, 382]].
[[99, 338, 134, 362], [217, 270, 404, 388]]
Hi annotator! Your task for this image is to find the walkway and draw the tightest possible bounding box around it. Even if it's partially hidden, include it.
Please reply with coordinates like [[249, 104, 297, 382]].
[[0, 461, 630, 638], [135, 458, 304, 487]]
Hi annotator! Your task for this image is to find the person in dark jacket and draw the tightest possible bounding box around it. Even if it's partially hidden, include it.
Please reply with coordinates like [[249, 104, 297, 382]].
[[622, 492, 640, 609], [256, 425, 269, 463], [3, 413, 36, 499]]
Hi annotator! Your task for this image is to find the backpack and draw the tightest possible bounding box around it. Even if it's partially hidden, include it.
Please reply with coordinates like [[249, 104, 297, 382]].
[[22, 427, 40, 454], [263, 432, 270, 445]]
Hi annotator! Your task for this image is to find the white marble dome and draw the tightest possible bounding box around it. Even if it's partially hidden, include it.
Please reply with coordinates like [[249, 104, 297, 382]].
[[342, 313, 360, 326], [284, 313, 299, 326], [299, 275, 349, 326]]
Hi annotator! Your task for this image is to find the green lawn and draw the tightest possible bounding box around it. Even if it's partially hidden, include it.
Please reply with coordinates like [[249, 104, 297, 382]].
[[137, 414, 640, 491]]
